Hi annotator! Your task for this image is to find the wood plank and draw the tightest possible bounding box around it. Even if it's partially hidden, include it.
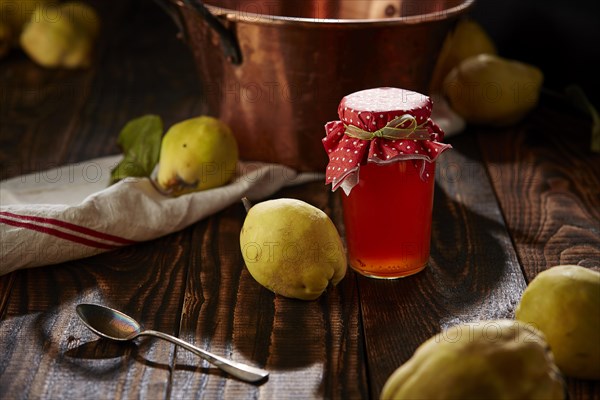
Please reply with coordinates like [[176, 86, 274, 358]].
[[0, 1, 118, 181], [0, 1, 204, 397], [0, 273, 15, 320], [0, 231, 191, 399], [0, 56, 95, 181], [358, 133, 528, 398], [477, 101, 600, 399], [0, 0, 200, 332], [62, 0, 202, 165], [171, 182, 368, 399], [0, 0, 200, 180], [477, 102, 600, 277]]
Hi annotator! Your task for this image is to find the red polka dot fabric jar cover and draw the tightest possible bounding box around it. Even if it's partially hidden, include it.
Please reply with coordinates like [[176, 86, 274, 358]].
[[322, 87, 452, 194]]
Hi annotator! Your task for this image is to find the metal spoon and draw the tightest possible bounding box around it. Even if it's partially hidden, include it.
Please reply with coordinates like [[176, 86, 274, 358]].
[[75, 303, 268, 383]]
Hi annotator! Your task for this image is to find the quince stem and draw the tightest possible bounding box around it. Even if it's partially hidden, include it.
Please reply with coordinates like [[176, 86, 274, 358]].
[[241, 197, 253, 213]]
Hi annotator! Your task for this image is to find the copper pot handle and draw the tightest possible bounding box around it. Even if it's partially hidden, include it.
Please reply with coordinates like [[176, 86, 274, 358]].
[[154, 0, 187, 40], [154, 0, 242, 65]]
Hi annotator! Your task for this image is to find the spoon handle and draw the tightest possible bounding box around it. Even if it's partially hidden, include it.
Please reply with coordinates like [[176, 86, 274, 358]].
[[140, 330, 268, 383]]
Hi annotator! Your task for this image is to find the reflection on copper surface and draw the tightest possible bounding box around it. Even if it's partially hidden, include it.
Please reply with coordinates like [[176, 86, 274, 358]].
[[173, 0, 473, 171]]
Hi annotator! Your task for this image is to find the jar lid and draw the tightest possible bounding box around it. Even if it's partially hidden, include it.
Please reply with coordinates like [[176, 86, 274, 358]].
[[322, 87, 451, 194]]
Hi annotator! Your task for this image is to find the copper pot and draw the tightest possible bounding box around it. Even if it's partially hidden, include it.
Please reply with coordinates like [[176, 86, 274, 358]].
[[160, 0, 474, 171]]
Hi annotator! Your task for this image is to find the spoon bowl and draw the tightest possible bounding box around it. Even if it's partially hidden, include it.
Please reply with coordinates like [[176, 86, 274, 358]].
[[76, 303, 269, 383], [77, 303, 142, 341]]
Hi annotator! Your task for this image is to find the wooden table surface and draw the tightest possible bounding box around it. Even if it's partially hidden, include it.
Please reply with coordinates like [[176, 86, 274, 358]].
[[1, 1, 599, 399]]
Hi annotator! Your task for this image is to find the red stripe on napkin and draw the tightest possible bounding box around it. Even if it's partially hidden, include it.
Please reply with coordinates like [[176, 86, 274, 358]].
[[0, 217, 120, 250], [0, 211, 136, 245]]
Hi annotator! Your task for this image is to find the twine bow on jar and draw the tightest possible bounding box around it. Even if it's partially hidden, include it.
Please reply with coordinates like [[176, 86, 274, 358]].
[[344, 115, 432, 141]]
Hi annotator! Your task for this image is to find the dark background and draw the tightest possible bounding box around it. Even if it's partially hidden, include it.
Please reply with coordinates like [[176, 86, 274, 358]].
[[470, 0, 600, 103]]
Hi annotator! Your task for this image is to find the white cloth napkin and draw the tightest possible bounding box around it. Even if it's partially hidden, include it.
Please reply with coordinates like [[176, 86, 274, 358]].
[[431, 94, 465, 138], [0, 99, 462, 276], [0, 155, 322, 275]]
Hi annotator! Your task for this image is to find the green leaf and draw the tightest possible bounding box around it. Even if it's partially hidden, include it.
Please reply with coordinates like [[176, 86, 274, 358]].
[[565, 85, 600, 153], [110, 115, 163, 184]]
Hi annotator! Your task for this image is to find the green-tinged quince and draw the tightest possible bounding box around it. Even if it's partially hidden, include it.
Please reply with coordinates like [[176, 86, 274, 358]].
[[19, 2, 99, 68], [381, 320, 565, 399], [240, 198, 347, 300], [443, 54, 543, 126], [516, 265, 600, 380], [430, 18, 497, 92], [156, 116, 238, 195]]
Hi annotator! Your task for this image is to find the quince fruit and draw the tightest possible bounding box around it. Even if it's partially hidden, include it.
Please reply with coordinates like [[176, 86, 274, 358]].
[[516, 265, 600, 380], [19, 2, 99, 68], [443, 54, 543, 126], [240, 198, 347, 300], [156, 116, 238, 194], [381, 320, 565, 399], [430, 18, 497, 92]]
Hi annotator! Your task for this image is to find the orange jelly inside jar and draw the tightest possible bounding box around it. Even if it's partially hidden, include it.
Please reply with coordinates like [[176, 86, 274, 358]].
[[341, 160, 436, 278]]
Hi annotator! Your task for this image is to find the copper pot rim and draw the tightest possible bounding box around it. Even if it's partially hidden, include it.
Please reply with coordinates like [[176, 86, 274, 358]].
[[173, 0, 475, 28]]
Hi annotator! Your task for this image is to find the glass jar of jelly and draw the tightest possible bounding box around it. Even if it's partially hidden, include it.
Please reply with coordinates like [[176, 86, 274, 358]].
[[323, 87, 451, 279]]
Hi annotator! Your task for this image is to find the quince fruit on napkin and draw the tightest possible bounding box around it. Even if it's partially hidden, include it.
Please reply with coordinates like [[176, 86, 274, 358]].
[[381, 320, 565, 399], [157, 116, 238, 195], [19, 2, 99, 68], [430, 18, 497, 92], [516, 265, 600, 380], [443, 54, 543, 126], [240, 198, 347, 300]]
